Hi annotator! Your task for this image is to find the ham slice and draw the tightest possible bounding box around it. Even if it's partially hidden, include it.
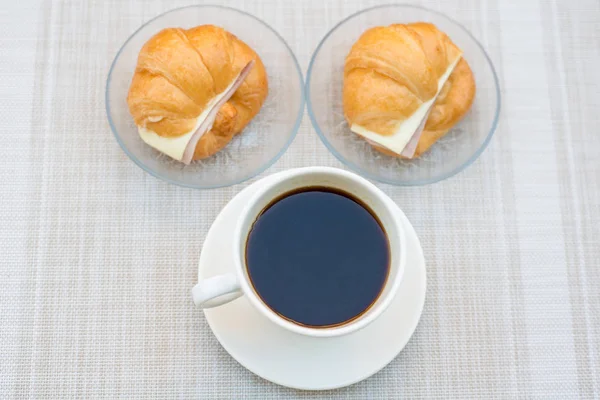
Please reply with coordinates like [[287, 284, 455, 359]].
[[180, 60, 255, 164]]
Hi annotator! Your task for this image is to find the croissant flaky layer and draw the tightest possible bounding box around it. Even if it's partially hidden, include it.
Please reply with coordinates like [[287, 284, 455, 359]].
[[343, 22, 475, 158], [127, 25, 268, 161]]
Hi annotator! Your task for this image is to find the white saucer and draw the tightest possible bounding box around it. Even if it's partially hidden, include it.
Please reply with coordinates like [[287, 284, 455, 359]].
[[198, 170, 427, 390]]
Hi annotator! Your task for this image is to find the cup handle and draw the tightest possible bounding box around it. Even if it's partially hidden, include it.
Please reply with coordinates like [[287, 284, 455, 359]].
[[192, 273, 243, 309]]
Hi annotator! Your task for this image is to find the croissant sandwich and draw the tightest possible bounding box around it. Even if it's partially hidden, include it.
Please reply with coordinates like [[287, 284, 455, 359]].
[[127, 25, 268, 164], [343, 23, 475, 159]]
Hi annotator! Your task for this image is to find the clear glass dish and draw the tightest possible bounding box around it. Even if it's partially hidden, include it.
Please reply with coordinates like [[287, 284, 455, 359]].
[[306, 5, 500, 186], [106, 6, 304, 189]]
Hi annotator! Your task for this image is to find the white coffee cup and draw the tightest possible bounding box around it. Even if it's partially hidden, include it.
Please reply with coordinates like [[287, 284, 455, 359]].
[[192, 167, 406, 337]]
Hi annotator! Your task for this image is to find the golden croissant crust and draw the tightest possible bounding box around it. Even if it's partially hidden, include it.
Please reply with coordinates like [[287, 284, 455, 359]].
[[127, 25, 268, 160], [343, 22, 475, 158]]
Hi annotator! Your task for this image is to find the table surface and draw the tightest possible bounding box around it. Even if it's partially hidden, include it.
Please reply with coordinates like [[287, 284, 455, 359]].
[[1, 0, 599, 398]]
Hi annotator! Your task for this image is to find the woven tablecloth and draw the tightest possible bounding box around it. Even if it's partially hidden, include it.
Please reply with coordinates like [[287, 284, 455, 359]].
[[1, 0, 599, 398]]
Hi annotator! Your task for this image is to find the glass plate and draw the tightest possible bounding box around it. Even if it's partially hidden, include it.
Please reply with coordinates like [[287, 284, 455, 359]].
[[106, 6, 304, 189], [306, 5, 500, 186]]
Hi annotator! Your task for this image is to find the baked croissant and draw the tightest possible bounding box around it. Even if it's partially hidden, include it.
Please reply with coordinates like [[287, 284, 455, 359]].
[[127, 25, 268, 164], [343, 23, 475, 158]]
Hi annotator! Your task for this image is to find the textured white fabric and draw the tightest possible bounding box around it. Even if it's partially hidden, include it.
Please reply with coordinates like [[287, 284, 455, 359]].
[[1, 0, 599, 398]]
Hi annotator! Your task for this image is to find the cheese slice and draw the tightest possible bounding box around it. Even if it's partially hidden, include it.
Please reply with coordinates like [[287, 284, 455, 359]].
[[351, 55, 462, 155], [138, 113, 205, 161], [136, 64, 251, 163]]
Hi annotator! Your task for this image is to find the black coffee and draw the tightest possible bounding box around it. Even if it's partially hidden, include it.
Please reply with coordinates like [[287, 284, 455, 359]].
[[245, 187, 390, 327]]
